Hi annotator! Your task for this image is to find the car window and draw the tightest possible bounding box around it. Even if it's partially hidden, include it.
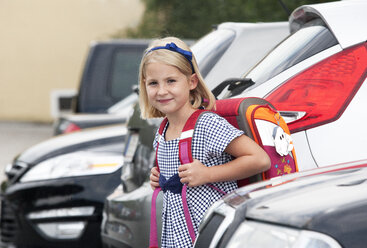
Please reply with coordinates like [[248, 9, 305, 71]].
[[109, 47, 145, 100], [244, 25, 338, 85], [191, 28, 235, 78]]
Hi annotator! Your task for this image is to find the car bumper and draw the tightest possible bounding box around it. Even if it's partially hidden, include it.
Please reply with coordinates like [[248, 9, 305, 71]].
[[0, 171, 121, 248], [101, 182, 162, 248], [101, 232, 132, 248]]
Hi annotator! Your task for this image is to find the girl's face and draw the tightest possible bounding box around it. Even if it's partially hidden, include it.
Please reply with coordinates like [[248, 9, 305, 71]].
[[144, 62, 197, 117]]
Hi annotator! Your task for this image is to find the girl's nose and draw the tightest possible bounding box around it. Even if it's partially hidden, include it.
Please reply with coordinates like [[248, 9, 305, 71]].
[[157, 84, 168, 95]]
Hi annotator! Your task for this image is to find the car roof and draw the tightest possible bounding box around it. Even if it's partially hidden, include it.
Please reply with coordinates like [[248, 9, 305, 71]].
[[203, 22, 289, 87], [289, 0, 367, 49]]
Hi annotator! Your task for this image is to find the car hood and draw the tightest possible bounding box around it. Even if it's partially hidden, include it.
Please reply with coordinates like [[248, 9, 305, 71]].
[[60, 113, 127, 122], [224, 160, 367, 235], [15, 124, 127, 165]]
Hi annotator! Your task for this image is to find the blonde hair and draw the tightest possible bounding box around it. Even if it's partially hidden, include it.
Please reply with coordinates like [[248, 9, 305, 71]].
[[139, 37, 216, 119]]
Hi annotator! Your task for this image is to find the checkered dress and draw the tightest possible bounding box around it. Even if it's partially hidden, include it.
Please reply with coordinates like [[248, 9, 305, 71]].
[[154, 112, 244, 248]]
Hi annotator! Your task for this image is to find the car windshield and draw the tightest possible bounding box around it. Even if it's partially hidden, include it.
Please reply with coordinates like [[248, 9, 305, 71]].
[[243, 25, 338, 86], [191, 28, 235, 78], [109, 46, 145, 100]]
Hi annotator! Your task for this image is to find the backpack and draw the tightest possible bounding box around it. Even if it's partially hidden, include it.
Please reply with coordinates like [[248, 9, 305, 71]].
[[149, 97, 298, 248]]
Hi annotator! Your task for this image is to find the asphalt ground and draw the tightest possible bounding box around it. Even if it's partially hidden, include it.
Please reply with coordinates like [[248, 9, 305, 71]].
[[0, 121, 53, 183]]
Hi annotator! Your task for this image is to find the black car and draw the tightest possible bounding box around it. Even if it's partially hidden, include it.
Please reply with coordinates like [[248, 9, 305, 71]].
[[54, 39, 150, 135], [194, 159, 367, 248], [0, 124, 126, 248]]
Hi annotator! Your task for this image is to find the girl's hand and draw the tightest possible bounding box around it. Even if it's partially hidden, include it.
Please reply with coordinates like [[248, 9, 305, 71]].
[[178, 159, 209, 187], [150, 167, 160, 190]]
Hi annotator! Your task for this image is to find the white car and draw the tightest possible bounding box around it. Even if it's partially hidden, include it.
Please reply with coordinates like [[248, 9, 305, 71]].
[[217, 0, 367, 171], [194, 2, 367, 247]]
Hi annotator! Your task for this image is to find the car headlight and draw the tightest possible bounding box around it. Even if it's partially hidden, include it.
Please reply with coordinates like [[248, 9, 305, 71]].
[[227, 221, 341, 248], [20, 151, 123, 182]]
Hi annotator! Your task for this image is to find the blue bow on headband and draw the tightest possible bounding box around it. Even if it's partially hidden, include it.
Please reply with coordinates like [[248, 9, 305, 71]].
[[147, 42, 195, 73]]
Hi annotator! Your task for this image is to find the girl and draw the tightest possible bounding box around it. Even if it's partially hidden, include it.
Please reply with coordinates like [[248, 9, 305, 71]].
[[139, 37, 270, 248]]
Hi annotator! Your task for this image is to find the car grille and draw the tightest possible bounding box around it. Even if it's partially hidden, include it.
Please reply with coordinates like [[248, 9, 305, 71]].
[[0, 199, 17, 246]]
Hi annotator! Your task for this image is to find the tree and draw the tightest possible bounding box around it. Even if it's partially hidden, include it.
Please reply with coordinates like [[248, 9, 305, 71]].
[[112, 0, 335, 39]]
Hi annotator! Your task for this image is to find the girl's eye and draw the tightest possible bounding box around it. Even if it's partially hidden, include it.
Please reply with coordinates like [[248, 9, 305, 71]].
[[147, 81, 157, 86], [168, 79, 176, 84]]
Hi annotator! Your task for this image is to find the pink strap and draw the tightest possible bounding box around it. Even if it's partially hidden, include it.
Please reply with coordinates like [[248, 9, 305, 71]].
[[149, 187, 162, 248], [181, 183, 226, 244], [149, 118, 168, 248], [179, 141, 191, 164], [182, 184, 196, 243], [178, 110, 203, 243], [206, 183, 227, 195], [179, 110, 229, 243], [155, 118, 169, 171]]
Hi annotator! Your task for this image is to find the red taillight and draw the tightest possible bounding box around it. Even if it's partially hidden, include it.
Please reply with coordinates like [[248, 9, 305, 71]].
[[266, 42, 367, 133], [63, 123, 81, 134]]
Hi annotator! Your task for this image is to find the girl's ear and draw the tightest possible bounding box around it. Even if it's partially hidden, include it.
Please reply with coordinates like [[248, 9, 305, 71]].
[[189, 73, 199, 90]]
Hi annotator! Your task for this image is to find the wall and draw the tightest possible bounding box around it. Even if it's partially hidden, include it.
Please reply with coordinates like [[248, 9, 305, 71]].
[[0, 0, 144, 122]]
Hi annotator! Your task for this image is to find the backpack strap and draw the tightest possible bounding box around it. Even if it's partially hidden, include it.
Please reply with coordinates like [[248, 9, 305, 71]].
[[149, 187, 161, 248], [179, 109, 208, 243], [179, 109, 231, 242], [150, 111, 204, 247], [155, 118, 169, 172], [179, 110, 229, 195], [149, 117, 167, 248], [179, 110, 206, 164]]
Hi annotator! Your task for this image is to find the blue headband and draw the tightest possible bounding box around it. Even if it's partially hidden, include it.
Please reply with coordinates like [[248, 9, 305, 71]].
[[147, 42, 195, 73]]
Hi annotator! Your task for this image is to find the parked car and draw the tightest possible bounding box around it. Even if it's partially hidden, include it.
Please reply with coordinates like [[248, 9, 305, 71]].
[[0, 22, 289, 248], [0, 124, 126, 248], [219, 0, 367, 171], [74, 39, 150, 114], [101, 21, 290, 248], [54, 39, 150, 135], [194, 0, 367, 247], [194, 159, 367, 248], [54, 92, 138, 135]]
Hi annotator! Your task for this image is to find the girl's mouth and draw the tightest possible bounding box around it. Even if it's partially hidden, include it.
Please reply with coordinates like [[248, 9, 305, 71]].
[[158, 99, 172, 104]]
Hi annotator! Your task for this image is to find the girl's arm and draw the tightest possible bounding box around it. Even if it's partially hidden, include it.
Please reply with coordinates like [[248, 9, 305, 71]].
[[178, 135, 271, 187]]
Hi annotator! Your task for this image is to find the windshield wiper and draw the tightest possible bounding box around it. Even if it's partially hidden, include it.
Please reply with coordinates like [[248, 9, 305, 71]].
[[212, 78, 255, 98]]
